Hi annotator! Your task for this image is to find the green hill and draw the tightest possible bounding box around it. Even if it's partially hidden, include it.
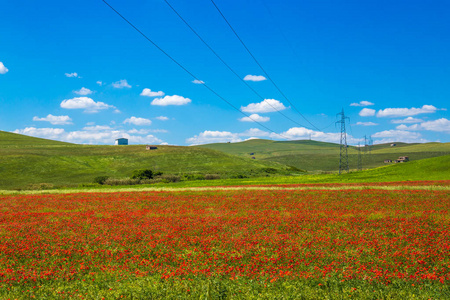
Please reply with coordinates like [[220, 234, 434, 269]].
[[0, 131, 293, 190], [199, 139, 450, 172]]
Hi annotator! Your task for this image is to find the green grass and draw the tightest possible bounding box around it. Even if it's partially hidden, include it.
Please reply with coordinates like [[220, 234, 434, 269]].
[[0, 131, 292, 190], [199, 139, 450, 171]]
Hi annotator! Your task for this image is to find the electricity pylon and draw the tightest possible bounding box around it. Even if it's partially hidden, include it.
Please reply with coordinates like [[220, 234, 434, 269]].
[[357, 142, 362, 171], [336, 108, 350, 174]]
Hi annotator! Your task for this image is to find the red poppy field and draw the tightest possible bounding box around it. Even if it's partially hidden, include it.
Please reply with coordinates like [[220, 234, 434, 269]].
[[1, 186, 449, 299]]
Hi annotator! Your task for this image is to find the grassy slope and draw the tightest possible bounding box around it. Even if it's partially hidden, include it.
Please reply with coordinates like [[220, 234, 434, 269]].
[[199, 139, 450, 171], [0, 131, 291, 189]]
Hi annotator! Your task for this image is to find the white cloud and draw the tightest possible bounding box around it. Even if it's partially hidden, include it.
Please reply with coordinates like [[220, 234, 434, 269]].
[[376, 105, 439, 117], [391, 117, 424, 124], [239, 128, 270, 137], [13, 127, 66, 140], [276, 127, 361, 144], [350, 101, 374, 107], [33, 114, 73, 125], [60, 97, 114, 113], [13, 127, 163, 145], [187, 131, 242, 145], [187, 127, 362, 145], [395, 124, 420, 131], [192, 79, 205, 84], [82, 125, 112, 131], [112, 79, 131, 89], [155, 116, 169, 121], [356, 121, 378, 126], [420, 118, 450, 133], [151, 95, 191, 106], [372, 129, 427, 143], [140, 88, 164, 97], [0, 62, 9, 74], [65, 72, 80, 78], [244, 75, 266, 82], [239, 114, 270, 122], [123, 116, 152, 126], [74, 87, 93, 95], [241, 99, 287, 113], [359, 108, 376, 117], [96, 81, 103, 86]]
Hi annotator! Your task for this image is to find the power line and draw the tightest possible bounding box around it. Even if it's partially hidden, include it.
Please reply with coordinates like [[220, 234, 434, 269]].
[[162, 0, 308, 129], [100, 0, 292, 141], [209, 0, 321, 131]]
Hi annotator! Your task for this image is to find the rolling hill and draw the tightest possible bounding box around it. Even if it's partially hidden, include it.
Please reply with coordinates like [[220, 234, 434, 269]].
[[0, 131, 293, 190], [198, 139, 450, 172]]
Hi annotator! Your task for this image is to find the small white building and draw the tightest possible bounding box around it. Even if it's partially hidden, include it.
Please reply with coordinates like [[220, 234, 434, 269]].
[[115, 138, 128, 145]]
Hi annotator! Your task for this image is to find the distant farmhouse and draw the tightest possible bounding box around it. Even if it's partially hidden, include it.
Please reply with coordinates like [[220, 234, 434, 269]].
[[384, 159, 392, 163], [115, 138, 128, 145], [390, 143, 396, 147], [146, 145, 158, 150], [395, 156, 409, 163]]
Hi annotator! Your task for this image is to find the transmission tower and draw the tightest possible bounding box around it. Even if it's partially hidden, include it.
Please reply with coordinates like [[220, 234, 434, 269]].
[[368, 136, 373, 154], [364, 135, 368, 153], [336, 108, 350, 174], [357, 142, 362, 171]]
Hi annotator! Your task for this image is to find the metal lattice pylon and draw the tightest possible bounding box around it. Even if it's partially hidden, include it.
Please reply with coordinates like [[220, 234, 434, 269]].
[[336, 108, 350, 174], [357, 142, 362, 171]]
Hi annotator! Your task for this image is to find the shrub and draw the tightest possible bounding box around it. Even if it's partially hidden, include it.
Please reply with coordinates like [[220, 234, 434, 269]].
[[183, 174, 205, 181], [93, 176, 110, 185], [160, 174, 181, 183], [104, 178, 141, 186], [79, 183, 102, 188], [26, 183, 55, 190], [261, 167, 278, 174], [205, 174, 221, 180], [131, 169, 153, 180]]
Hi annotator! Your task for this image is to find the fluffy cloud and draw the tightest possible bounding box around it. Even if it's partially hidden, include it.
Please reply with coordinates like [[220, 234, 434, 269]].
[[123, 117, 152, 126], [82, 125, 112, 131], [151, 95, 191, 106], [350, 101, 374, 107], [13, 127, 163, 145], [372, 129, 427, 143], [33, 114, 73, 125], [13, 127, 66, 140], [192, 79, 205, 84], [187, 127, 361, 145], [65, 72, 79, 78], [74, 87, 93, 95], [155, 116, 169, 121], [186, 131, 242, 145], [60, 97, 114, 113], [243, 75, 266, 82], [391, 117, 424, 124], [239, 128, 270, 137], [0, 62, 8, 74], [356, 122, 378, 126], [96, 81, 103, 86], [239, 114, 270, 122], [140, 88, 164, 97], [359, 108, 376, 117], [112, 79, 131, 89], [276, 127, 361, 144], [420, 118, 450, 133], [241, 99, 286, 113], [376, 105, 439, 117]]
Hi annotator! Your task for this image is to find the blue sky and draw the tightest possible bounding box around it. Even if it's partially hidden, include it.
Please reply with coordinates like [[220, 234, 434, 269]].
[[1, 0, 449, 145]]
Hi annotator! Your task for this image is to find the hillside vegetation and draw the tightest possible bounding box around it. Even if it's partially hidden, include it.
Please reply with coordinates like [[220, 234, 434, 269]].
[[0, 131, 293, 190], [199, 139, 450, 172]]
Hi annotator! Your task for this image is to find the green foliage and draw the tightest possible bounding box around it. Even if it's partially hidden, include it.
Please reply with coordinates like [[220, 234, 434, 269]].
[[0, 131, 290, 190], [131, 169, 154, 180], [205, 174, 220, 180], [93, 176, 110, 185]]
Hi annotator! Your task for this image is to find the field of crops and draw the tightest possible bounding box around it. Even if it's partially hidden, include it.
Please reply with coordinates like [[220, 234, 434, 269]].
[[1, 185, 449, 299]]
